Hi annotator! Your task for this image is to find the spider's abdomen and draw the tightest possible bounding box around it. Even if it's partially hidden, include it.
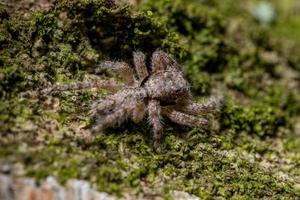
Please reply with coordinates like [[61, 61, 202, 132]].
[[144, 70, 190, 103]]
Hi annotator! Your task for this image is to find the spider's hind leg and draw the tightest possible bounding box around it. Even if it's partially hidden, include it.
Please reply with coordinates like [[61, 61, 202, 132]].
[[91, 108, 128, 132], [88, 98, 116, 117], [40, 79, 123, 95]]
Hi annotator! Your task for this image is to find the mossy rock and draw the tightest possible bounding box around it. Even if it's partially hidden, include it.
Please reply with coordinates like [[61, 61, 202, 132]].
[[1, 0, 300, 199]]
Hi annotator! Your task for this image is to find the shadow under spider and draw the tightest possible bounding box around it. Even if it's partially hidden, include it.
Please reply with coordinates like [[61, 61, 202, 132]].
[[90, 117, 213, 152]]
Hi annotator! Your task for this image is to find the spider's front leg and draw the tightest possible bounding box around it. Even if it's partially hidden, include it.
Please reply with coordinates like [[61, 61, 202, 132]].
[[151, 50, 179, 73], [162, 108, 210, 129], [98, 61, 135, 85], [133, 51, 149, 82], [182, 96, 225, 115], [148, 100, 163, 150]]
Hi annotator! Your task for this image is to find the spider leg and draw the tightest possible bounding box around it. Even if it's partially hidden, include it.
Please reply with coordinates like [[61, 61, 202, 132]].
[[133, 51, 149, 82], [131, 101, 146, 123], [151, 50, 179, 73], [182, 96, 225, 115], [162, 108, 210, 129], [88, 98, 116, 116], [91, 108, 128, 132], [99, 61, 135, 85], [148, 100, 163, 150], [41, 80, 123, 95]]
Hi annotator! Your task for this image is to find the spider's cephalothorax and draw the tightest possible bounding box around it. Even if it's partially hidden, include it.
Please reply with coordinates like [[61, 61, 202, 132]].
[[40, 51, 225, 150]]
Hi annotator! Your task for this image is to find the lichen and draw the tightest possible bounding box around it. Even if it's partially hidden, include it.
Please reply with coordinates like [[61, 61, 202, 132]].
[[1, 0, 300, 199]]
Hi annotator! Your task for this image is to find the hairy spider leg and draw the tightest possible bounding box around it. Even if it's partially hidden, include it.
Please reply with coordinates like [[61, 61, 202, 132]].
[[90, 88, 147, 121], [91, 108, 128, 132], [89, 98, 116, 116], [89, 89, 131, 116], [133, 51, 149, 82], [151, 50, 180, 73], [162, 109, 210, 129], [151, 51, 168, 72], [182, 96, 225, 115], [148, 100, 163, 150], [41, 80, 123, 95], [132, 101, 146, 123], [99, 61, 135, 85]]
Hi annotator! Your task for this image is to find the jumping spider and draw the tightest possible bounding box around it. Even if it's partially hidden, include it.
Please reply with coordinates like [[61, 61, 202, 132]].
[[40, 51, 225, 150]]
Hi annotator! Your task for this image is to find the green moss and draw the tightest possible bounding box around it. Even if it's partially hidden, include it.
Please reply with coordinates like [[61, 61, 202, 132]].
[[141, 0, 226, 94], [222, 100, 287, 137], [1, 0, 300, 199]]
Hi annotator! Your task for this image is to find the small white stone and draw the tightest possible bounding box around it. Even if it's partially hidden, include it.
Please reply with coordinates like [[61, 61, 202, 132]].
[[169, 190, 200, 200]]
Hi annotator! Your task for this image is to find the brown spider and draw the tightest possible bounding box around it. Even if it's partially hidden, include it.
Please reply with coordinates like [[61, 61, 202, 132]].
[[40, 51, 225, 149]]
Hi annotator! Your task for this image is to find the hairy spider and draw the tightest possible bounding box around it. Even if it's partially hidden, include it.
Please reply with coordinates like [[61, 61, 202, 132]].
[[40, 51, 225, 150]]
